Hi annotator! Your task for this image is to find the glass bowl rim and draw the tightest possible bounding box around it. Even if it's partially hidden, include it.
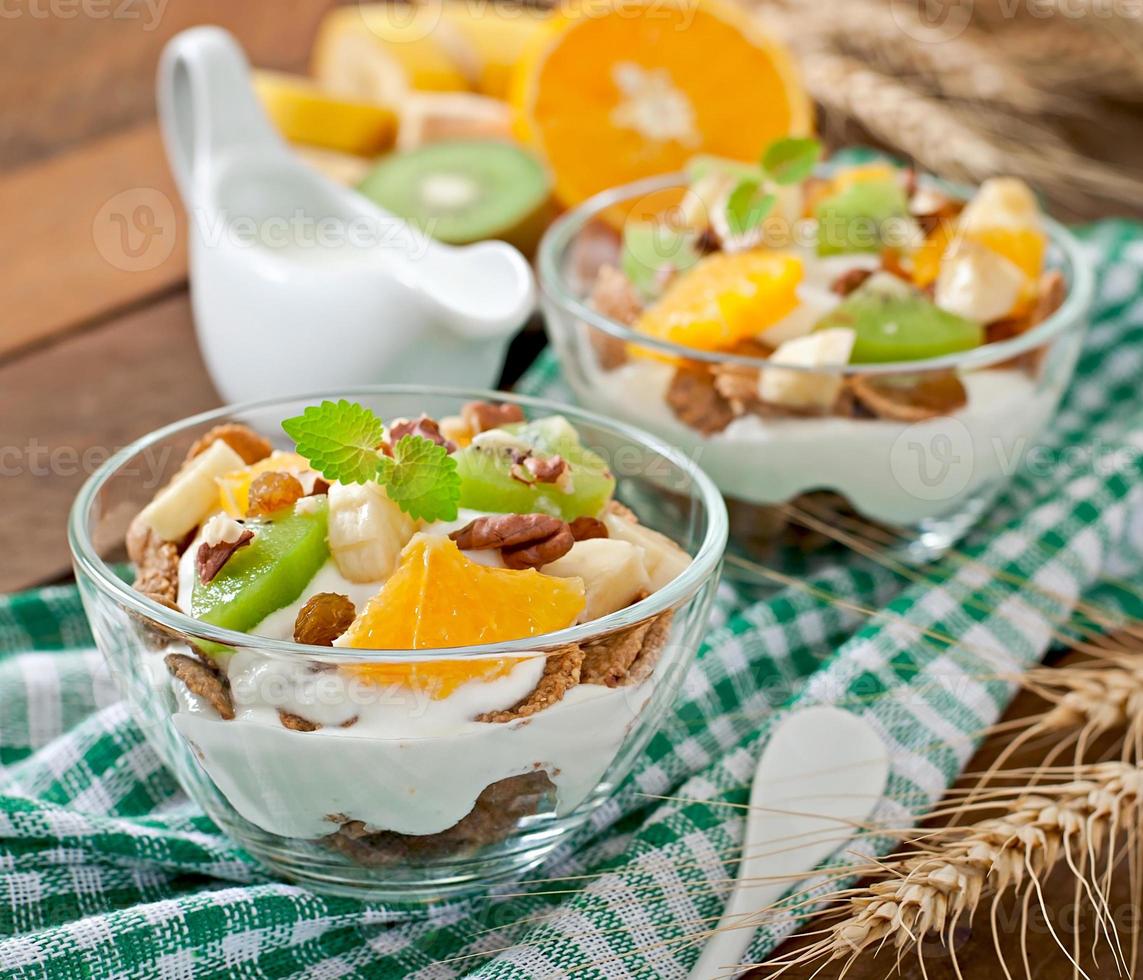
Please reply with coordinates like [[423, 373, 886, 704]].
[[68, 384, 729, 663], [537, 171, 1095, 376]]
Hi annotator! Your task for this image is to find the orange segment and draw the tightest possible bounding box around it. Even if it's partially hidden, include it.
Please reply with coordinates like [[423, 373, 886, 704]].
[[341, 536, 585, 698], [217, 452, 309, 518], [511, 0, 813, 208], [965, 227, 1045, 282], [634, 251, 803, 351], [913, 221, 954, 288]]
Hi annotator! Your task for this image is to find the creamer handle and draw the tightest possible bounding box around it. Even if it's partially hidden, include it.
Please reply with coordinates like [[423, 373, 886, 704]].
[[156, 26, 282, 205]]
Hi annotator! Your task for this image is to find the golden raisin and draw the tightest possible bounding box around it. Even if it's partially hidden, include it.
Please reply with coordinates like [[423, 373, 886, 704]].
[[294, 593, 357, 646], [246, 472, 304, 517]]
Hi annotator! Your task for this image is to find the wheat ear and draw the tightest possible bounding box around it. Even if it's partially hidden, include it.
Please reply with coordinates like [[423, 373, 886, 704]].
[[760, 763, 1143, 977]]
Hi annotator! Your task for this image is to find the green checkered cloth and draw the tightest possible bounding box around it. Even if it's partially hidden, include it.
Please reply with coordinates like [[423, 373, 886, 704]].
[[1, 222, 1141, 979]]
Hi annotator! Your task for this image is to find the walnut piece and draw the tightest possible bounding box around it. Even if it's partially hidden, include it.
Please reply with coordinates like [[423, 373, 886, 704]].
[[389, 414, 456, 453], [461, 401, 525, 434], [450, 513, 574, 570], [522, 454, 567, 484], [831, 267, 873, 296], [195, 529, 254, 584], [666, 366, 736, 434], [589, 264, 642, 327], [186, 423, 272, 466]]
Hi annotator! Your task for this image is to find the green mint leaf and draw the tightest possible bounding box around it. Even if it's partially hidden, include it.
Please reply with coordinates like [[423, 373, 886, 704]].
[[282, 399, 386, 485], [375, 434, 460, 522], [725, 179, 776, 237], [761, 136, 823, 185]]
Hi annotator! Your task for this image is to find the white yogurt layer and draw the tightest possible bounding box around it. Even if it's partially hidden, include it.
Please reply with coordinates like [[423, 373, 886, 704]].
[[168, 506, 658, 840], [583, 361, 1056, 525], [173, 675, 648, 838]]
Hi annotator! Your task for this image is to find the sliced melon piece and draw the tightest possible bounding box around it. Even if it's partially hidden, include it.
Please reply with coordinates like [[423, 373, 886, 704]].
[[191, 501, 329, 635], [814, 273, 983, 363], [455, 415, 615, 521], [357, 140, 552, 252]]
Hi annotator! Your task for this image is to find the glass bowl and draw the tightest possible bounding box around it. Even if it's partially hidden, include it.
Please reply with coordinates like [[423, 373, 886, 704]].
[[68, 387, 727, 901], [538, 173, 1095, 561]]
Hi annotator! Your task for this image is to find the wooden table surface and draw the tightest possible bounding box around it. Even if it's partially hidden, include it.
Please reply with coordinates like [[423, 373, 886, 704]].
[[0, 5, 1136, 978]]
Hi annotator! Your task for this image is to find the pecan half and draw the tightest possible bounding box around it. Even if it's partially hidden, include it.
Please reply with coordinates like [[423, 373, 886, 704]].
[[389, 414, 457, 453], [449, 513, 575, 570], [196, 529, 254, 585], [186, 423, 272, 465], [165, 653, 234, 720], [461, 400, 526, 434], [569, 516, 608, 541]]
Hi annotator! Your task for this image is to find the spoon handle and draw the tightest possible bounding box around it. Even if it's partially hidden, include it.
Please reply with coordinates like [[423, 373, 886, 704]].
[[688, 707, 889, 979]]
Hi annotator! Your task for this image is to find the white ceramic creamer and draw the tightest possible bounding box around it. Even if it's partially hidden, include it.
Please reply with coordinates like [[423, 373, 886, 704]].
[[156, 27, 535, 402]]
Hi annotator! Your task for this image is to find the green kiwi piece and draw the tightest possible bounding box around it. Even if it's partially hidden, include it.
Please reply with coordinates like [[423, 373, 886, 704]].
[[357, 140, 551, 250]]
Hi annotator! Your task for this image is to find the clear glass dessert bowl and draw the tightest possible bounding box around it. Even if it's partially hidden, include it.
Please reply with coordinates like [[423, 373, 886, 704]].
[[68, 387, 727, 901], [538, 173, 1095, 561]]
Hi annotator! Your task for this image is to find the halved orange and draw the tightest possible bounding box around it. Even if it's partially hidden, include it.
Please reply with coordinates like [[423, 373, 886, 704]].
[[511, 0, 813, 208], [340, 536, 585, 698]]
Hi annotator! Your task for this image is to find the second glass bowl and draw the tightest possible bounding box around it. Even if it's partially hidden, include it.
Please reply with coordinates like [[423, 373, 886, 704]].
[[538, 173, 1094, 561]]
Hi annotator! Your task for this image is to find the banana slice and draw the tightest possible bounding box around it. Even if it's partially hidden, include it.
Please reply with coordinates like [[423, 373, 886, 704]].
[[959, 177, 1041, 233], [758, 327, 855, 412], [397, 92, 513, 150], [602, 514, 691, 591], [327, 481, 416, 583], [935, 239, 1025, 324], [137, 440, 246, 542], [541, 539, 651, 622], [252, 71, 397, 156], [312, 6, 472, 106]]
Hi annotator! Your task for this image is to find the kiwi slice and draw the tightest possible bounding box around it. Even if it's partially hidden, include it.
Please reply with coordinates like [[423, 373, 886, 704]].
[[814, 273, 983, 363], [357, 140, 552, 251], [192, 502, 329, 635], [815, 179, 909, 256], [455, 416, 615, 521]]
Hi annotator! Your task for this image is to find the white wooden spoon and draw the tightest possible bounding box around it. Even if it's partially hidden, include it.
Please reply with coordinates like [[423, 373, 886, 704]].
[[688, 706, 890, 979]]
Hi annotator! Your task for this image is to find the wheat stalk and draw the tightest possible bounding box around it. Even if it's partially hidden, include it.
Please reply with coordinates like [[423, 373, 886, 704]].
[[1001, 18, 1143, 100], [760, 763, 1143, 977], [775, 0, 1058, 112]]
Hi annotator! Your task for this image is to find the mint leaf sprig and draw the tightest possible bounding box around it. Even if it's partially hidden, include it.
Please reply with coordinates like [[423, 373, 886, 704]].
[[282, 400, 460, 522], [715, 136, 823, 239]]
